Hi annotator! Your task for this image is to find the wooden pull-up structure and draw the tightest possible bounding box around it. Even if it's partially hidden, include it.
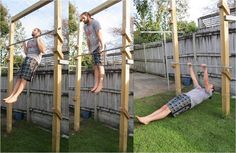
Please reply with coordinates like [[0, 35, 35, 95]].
[[169, 0, 181, 95], [7, 0, 64, 152], [218, 0, 232, 116], [74, 0, 132, 152], [170, 0, 232, 116]]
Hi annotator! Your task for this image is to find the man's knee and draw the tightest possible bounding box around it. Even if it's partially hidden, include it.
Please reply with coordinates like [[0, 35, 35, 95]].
[[162, 105, 169, 110]]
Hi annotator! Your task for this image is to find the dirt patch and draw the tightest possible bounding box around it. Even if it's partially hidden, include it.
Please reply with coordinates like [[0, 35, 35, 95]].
[[134, 72, 175, 99]]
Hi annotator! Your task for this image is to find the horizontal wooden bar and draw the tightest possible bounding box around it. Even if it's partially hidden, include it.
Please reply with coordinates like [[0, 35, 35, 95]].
[[225, 15, 236, 21], [12, 0, 53, 22], [171, 62, 232, 69], [89, 0, 122, 16], [8, 30, 55, 47]]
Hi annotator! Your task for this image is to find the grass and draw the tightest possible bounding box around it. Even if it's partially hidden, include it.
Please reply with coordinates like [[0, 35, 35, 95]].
[[1, 120, 68, 152], [69, 118, 133, 152], [134, 89, 235, 152]]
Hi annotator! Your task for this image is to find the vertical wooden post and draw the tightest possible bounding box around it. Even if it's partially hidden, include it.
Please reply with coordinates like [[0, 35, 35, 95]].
[[74, 22, 83, 131], [163, 33, 170, 90], [6, 22, 15, 134], [219, 0, 231, 116], [170, 0, 181, 95], [52, 0, 63, 152], [143, 43, 147, 72], [26, 83, 31, 121], [119, 0, 131, 152]]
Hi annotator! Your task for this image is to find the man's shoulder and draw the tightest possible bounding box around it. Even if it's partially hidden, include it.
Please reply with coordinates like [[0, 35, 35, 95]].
[[92, 19, 100, 25]]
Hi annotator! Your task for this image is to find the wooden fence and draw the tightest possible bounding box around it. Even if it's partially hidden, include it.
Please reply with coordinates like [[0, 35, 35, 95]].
[[1, 65, 134, 133], [134, 22, 236, 95]]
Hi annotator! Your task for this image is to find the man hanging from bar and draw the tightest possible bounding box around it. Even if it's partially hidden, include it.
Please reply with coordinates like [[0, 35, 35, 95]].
[[80, 12, 105, 93], [4, 28, 46, 103], [136, 63, 215, 125]]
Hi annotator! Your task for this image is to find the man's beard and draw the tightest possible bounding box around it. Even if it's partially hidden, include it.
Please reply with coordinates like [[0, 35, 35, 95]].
[[84, 19, 89, 24], [32, 33, 35, 37]]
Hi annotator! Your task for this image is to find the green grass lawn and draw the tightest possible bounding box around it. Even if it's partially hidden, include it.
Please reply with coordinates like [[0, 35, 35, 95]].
[[69, 119, 133, 152], [134, 90, 235, 152], [1, 120, 68, 152]]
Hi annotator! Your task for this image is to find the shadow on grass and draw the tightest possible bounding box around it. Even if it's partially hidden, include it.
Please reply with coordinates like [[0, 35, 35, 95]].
[[134, 90, 235, 152]]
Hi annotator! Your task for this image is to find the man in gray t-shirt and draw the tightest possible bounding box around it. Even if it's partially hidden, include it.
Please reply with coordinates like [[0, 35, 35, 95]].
[[137, 63, 215, 125], [4, 28, 46, 103], [80, 12, 105, 93]]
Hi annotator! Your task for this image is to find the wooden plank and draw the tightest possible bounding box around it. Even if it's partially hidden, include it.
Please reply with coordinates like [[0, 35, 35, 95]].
[[225, 15, 236, 21], [26, 83, 31, 121], [74, 22, 84, 131], [89, 0, 122, 15], [219, 0, 231, 116], [6, 22, 15, 134], [170, 0, 181, 95], [119, 0, 131, 152], [12, 0, 53, 22], [52, 0, 63, 152]]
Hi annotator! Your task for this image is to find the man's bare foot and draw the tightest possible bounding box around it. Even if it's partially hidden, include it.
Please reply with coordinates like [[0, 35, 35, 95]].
[[94, 83, 103, 93], [90, 86, 97, 92], [5, 96, 18, 103], [3, 96, 12, 101], [136, 116, 149, 125]]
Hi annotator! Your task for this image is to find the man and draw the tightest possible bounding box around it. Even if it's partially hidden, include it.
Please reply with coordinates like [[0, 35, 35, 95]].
[[137, 63, 215, 125], [80, 12, 105, 93], [4, 28, 46, 103]]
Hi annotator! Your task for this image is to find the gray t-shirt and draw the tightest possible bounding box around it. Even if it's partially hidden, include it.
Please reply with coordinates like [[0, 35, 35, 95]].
[[185, 86, 213, 108], [83, 19, 101, 52], [27, 38, 43, 64]]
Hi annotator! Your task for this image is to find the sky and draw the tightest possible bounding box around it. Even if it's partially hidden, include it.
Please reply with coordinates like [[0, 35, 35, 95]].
[[1, 0, 228, 45], [187, 0, 219, 23], [2, 0, 68, 38]]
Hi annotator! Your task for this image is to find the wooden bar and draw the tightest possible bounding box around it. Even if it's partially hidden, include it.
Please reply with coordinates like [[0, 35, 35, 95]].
[[52, 0, 63, 152], [172, 62, 232, 69], [74, 22, 84, 131], [119, 0, 131, 152], [170, 0, 181, 95], [26, 83, 31, 121], [6, 22, 15, 134], [219, 0, 231, 117], [12, 0, 53, 22], [89, 0, 122, 16]]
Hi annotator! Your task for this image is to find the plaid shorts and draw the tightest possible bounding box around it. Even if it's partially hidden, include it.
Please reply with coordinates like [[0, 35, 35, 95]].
[[17, 57, 39, 82], [167, 94, 191, 117], [92, 47, 103, 65]]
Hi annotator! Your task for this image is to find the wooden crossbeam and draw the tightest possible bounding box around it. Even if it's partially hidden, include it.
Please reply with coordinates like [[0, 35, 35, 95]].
[[217, 1, 230, 15], [12, 0, 53, 22]]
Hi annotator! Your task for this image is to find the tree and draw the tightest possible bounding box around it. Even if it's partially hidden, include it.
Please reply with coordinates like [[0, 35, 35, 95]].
[[0, 3, 26, 67], [133, 0, 196, 43], [68, 2, 93, 68], [0, 2, 9, 36]]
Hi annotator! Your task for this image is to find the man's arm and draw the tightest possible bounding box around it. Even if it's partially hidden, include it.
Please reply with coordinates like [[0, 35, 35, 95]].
[[23, 42, 28, 55], [36, 37, 46, 54], [86, 38, 91, 53], [201, 64, 211, 92], [97, 29, 103, 52], [188, 62, 200, 88]]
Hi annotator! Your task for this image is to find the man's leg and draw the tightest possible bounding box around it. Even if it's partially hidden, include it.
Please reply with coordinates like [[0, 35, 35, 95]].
[[5, 79, 27, 103], [91, 65, 99, 92], [3, 79, 22, 101], [136, 104, 171, 125], [94, 65, 105, 93]]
